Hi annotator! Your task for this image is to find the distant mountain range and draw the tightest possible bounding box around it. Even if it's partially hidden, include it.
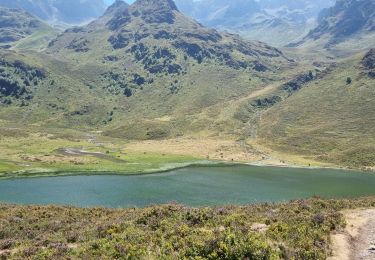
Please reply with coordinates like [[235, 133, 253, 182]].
[[174, 0, 335, 46], [0, 0, 336, 46], [0, 7, 46, 44], [292, 0, 375, 50], [0, 0, 107, 27], [0, 7, 56, 50]]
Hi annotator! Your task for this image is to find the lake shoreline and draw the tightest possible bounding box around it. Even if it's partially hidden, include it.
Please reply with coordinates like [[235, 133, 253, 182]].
[[0, 158, 373, 180]]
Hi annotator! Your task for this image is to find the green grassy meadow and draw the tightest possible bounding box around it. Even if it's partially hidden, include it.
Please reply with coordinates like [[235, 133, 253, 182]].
[[0, 129, 200, 178]]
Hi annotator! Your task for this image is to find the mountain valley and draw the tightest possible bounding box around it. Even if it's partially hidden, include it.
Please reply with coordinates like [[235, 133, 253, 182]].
[[0, 0, 373, 175], [0, 1, 375, 259], [175, 0, 336, 46]]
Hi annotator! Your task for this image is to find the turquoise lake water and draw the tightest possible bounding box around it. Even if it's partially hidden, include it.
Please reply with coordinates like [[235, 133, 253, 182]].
[[0, 165, 374, 207]]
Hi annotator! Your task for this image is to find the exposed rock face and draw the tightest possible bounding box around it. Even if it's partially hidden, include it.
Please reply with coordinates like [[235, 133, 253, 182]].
[[362, 49, 375, 78], [0, 7, 47, 44], [48, 0, 287, 75], [104, 0, 131, 30], [296, 0, 375, 46], [362, 49, 375, 70], [45, 0, 290, 106], [131, 0, 178, 24]]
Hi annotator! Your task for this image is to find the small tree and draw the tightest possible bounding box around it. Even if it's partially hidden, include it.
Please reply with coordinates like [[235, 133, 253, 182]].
[[124, 87, 132, 97], [346, 77, 352, 84]]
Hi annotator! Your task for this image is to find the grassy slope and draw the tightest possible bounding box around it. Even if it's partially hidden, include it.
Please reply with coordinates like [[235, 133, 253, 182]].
[[41, 10, 290, 138], [0, 2, 298, 175], [12, 27, 58, 52], [0, 2, 373, 173], [0, 7, 57, 51], [0, 45, 310, 176], [1, 48, 373, 174], [0, 6, 292, 133], [1, 197, 375, 259], [258, 53, 375, 168]]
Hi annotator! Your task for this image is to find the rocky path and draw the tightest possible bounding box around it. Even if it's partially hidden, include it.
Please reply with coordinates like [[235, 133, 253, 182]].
[[330, 209, 375, 260]]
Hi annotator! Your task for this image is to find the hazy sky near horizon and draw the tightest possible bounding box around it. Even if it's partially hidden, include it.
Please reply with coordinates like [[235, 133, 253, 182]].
[[104, 0, 135, 5]]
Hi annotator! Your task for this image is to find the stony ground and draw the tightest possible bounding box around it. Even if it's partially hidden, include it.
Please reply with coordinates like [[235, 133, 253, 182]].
[[330, 209, 375, 260]]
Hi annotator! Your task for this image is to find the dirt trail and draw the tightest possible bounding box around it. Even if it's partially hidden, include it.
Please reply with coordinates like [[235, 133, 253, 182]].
[[329, 209, 375, 260]]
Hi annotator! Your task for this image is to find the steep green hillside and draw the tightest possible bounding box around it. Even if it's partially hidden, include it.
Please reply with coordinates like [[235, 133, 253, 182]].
[[0, 7, 56, 51], [0, 0, 299, 175], [1, 0, 292, 139], [0, 0, 373, 172], [258, 49, 375, 168], [0, 49, 102, 125]]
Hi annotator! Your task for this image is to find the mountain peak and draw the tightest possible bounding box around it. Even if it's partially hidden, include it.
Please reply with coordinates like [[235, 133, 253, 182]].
[[130, 0, 178, 24], [101, 0, 130, 30], [132, 0, 178, 11], [104, 0, 129, 17]]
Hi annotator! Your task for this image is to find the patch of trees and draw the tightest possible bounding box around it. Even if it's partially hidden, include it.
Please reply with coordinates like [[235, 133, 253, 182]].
[[172, 40, 254, 70], [67, 38, 89, 52], [0, 77, 26, 97], [172, 41, 208, 64], [252, 96, 282, 108], [169, 80, 180, 94], [123, 87, 132, 97], [108, 34, 128, 49], [70, 105, 90, 116], [104, 55, 118, 62], [183, 32, 222, 43], [130, 43, 149, 61], [128, 44, 183, 75], [132, 74, 145, 86], [153, 30, 174, 40], [282, 73, 314, 93], [108, 31, 150, 49], [101, 72, 152, 97], [0, 60, 46, 105], [252, 61, 268, 72]]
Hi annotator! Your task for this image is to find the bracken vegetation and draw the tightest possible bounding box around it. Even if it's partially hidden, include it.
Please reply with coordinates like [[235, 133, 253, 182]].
[[1, 197, 375, 259]]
